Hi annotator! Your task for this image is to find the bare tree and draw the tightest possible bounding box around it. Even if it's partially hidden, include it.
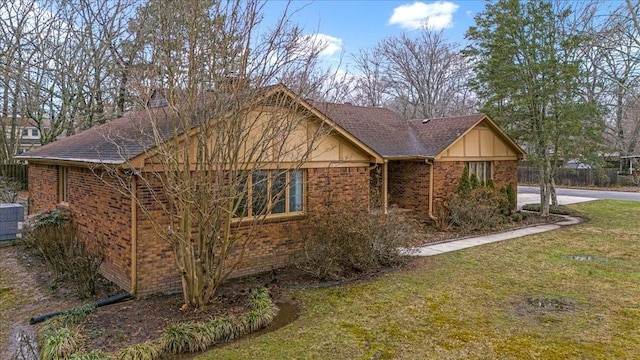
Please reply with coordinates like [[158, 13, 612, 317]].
[[98, 0, 338, 309], [379, 29, 476, 118], [0, 0, 136, 163], [589, 0, 640, 158], [348, 48, 389, 107]]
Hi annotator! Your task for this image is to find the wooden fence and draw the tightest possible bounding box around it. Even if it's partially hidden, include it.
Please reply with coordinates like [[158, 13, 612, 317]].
[[518, 166, 622, 187], [0, 163, 28, 190]]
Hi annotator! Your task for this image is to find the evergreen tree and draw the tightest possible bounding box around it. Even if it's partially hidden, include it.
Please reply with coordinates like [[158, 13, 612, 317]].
[[465, 0, 603, 216]]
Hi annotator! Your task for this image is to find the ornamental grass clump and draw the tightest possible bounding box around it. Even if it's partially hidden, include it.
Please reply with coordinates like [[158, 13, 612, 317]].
[[161, 322, 212, 354], [114, 342, 161, 360], [114, 342, 160, 360], [160, 286, 277, 354], [37, 305, 96, 360], [69, 350, 113, 360], [39, 327, 84, 360]]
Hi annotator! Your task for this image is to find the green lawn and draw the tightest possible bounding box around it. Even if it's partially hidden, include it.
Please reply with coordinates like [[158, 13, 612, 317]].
[[198, 200, 640, 359]]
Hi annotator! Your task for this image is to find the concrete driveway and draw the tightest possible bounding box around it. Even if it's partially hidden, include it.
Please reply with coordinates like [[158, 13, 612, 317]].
[[517, 192, 597, 210]]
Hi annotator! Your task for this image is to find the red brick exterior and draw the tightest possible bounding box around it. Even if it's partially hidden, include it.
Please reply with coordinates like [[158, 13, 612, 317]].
[[387, 159, 519, 219], [28, 164, 58, 213], [387, 161, 431, 217], [432, 160, 518, 210], [28, 159, 517, 296], [28, 163, 133, 291], [131, 166, 371, 296]]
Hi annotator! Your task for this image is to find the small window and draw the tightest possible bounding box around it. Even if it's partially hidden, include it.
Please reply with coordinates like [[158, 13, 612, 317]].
[[32, 128, 39, 136], [234, 169, 304, 218], [466, 161, 492, 183], [58, 166, 69, 203], [22, 128, 29, 136]]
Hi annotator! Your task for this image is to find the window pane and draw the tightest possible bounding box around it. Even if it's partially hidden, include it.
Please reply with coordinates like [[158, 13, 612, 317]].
[[22, 128, 28, 136], [32, 129, 39, 136], [478, 162, 484, 182], [486, 162, 492, 180], [252, 171, 268, 216], [289, 170, 303, 212], [234, 174, 248, 218], [271, 171, 286, 214]]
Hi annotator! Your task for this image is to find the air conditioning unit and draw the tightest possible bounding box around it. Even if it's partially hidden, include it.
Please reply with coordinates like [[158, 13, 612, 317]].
[[0, 203, 24, 241]]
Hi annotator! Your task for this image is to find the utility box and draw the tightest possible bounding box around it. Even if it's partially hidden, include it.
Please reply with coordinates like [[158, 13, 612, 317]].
[[0, 203, 24, 241]]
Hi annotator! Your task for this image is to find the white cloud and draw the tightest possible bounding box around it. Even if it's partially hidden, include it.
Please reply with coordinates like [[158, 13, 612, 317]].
[[388, 1, 460, 30], [300, 33, 343, 57]]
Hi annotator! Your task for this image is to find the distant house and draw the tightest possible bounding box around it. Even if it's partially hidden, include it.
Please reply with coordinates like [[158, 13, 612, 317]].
[[1, 118, 47, 155], [17, 84, 525, 296]]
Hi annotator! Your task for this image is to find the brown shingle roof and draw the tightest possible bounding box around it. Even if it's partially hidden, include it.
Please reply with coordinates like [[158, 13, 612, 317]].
[[17, 85, 522, 165], [309, 103, 502, 159], [309, 102, 426, 157], [16, 86, 280, 164], [15, 107, 180, 164], [409, 114, 487, 157]]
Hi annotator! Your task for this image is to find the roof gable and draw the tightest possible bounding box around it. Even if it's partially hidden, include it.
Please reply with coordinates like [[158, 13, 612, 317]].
[[311, 108, 524, 160]]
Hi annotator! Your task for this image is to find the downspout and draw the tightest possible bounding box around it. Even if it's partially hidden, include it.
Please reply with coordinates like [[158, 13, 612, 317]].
[[425, 159, 437, 221], [130, 174, 138, 296], [382, 160, 388, 214]]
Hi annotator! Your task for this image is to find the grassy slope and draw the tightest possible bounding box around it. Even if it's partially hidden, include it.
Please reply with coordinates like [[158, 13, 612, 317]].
[[200, 200, 640, 360]]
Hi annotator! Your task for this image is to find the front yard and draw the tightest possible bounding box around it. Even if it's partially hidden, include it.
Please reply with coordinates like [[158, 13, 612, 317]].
[[201, 200, 640, 359], [2, 200, 639, 358]]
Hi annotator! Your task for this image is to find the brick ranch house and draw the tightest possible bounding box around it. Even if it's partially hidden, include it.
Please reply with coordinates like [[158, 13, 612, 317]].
[[17, 84, 525, 296]]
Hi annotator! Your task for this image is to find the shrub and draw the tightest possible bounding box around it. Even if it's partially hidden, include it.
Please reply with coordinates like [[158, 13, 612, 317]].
[[500, 183, 517, 212], [445, 186, 511, 234], [457, 166, 472, 194], [296, 202, 415, 280], [22, 210, 104, 297]]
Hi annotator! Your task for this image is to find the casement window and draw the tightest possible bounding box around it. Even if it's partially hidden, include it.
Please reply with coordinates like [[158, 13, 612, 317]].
[[58, 166, 69, 203], [466, 161, 492, 183], [235, 169, 304, 218], [22, 128, 28, 136], [32, 129, 39, 137]]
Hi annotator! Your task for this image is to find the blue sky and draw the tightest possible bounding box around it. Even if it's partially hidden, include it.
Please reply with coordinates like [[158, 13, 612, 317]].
[[263, 1, 486, 63]]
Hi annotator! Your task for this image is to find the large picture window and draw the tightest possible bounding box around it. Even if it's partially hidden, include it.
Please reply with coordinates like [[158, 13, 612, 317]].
[[235, 169, 304, 218], [466, 161, 492, 183]]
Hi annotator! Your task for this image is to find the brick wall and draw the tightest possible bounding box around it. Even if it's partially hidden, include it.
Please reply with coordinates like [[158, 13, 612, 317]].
[[28, 163, 132, 291], [134, 165, 370, 296], [66, 167, 132, 291], [387, 161, 430, 217], [432, 160, 519, 210], [28, 163, 58, 213], [493, 160, 518, 189]]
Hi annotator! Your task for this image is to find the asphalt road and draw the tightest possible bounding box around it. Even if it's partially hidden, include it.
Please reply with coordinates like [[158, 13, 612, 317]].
[[518, 185, 640, 202]]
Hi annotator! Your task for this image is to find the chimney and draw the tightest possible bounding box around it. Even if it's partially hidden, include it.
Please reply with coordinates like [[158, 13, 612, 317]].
[[148, 89, 168, 108]]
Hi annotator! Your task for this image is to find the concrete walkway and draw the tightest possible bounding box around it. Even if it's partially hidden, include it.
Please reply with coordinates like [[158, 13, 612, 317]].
[[409, 193, 592, 257]]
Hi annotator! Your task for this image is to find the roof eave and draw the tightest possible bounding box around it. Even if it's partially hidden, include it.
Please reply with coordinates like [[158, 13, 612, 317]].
[[16, 156, 126, 166], [383, 155, 433, 161]]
